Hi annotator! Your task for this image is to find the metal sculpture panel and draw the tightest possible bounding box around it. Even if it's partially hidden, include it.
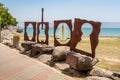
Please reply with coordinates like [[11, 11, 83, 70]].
[[24, 22, 36, 41], [70, 18, 101, 58], [54, 20, 72, 46], [37, 22, 49, 45]]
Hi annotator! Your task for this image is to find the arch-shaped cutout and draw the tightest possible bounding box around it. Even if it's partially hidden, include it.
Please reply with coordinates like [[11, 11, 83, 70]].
[[81, 23, 93, 36], [37, 24, 46, 42], [26, 24, 34, 40], [55, 23, 71, 44], [76, 23, 93, 53], [24, 22, 36, 41], [70, 18, 101, 58], [54, 20, 72, 46]]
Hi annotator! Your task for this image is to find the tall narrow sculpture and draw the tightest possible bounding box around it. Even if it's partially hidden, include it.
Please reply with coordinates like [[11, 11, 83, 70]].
[[37, 8, 49, 45], [41, 8, 44, 29]]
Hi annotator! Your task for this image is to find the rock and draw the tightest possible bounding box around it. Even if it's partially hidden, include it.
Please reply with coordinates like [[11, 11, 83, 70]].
[[2, 40, 13, 47], [66, 52, 98, 70], [39, 44, 54, 54], [88, 67, 120, 80], [30, 44, 54, 57], [16, 44, 24, 51], [46, 60, 55, 67], [37, 54, 52, 64], [1, 30, 13, 41], [88, 67, 112, 77], [62, 68, 87, 77], [112, 72, 120, 80], [54, 61, 69, 70], [52, 46, 70, 61], [21, 41, 36, 51], [85, 76, 112, 80], [21, 50, 31, 56]]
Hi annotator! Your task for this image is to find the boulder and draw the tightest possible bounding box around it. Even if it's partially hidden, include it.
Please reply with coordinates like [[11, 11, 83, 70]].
[[1, 30, 13, 41], [54, 61, 69, 70], [22, 50, 31, 56], [85, 76, 112, 80], [62, 68, 87, 77], [37, 54, 52, 64], [52, 46, 70, 61], [88, 67, 120, 80], [3, 40, 13, 47], [30, 44, 54, 57], [66, 52, 98, 70], [21, 41, 36, 51]]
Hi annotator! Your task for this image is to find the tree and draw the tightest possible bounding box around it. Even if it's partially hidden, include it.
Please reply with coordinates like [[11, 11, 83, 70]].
[[0, 3, 18, 42]]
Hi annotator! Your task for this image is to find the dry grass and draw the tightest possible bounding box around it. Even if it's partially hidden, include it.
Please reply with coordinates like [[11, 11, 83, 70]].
[[96, 37, 120, 72], [20, 35, 120, 72]]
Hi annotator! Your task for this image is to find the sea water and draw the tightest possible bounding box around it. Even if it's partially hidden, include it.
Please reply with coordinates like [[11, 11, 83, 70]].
[[20, 22, 120, 38]]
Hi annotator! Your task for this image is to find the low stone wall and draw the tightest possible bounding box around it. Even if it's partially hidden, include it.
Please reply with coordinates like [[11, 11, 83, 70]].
[[1, 30, 14, 42]]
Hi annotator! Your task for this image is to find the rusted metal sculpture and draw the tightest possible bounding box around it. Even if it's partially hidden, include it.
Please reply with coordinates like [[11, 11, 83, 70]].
[[54, 20, 72, 46], [37, 8, 49, 45], [70, 18, 101, 58], [24, 8, 49, 45], [24, 22, 36, 41], [37, 22, 49, 45]]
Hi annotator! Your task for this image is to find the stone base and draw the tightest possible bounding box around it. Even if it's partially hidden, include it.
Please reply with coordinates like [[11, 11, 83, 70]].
[[21, 41, 36, 51], [66, 52, 98, 70], [30, 44, 54, 57], [52, 46, 70, 61]]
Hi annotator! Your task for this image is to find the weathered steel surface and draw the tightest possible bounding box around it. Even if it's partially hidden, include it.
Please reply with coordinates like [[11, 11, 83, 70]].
[[54, 20, 72, 46], [70, 18, 101, 58], [24, 22, 36, 41], [24, 8, 49, 45], [37, 22, 49, 45]]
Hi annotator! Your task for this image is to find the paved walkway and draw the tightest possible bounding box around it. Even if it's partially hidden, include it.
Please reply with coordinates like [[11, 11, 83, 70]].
[[0, 44, 73, 80]]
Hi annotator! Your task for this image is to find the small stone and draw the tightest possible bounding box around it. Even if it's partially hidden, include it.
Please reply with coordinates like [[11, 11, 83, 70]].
[[88, 67, 120, 80], [37, 54, 52, 64], [88, 67, 113, 78], [62, 68, 87, 77], [85, 76, 112, 80], [54, 61, 69, 70]]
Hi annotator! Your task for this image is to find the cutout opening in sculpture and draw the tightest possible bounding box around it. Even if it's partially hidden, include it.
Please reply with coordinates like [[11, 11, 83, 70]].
[[26, 24, 34, 40], [37, 22, 49, 45], [37, 24, 46, 43], [24, 22, 36, 41], [76, 23, 93, 53], [70, 18, 101, 58], [54, 20, 72, 46], [55, 23, 71, 44]]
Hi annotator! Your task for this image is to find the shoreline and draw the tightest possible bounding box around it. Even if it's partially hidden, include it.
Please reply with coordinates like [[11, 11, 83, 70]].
[[19, 35, 120, 42]]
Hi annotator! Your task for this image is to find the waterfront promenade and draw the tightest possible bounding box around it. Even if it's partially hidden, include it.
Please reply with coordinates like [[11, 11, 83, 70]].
[[0, 44, 73, 80]]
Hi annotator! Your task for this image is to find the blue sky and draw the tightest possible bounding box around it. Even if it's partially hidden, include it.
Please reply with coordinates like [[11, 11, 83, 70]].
[[1, 0, 120, 22]]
